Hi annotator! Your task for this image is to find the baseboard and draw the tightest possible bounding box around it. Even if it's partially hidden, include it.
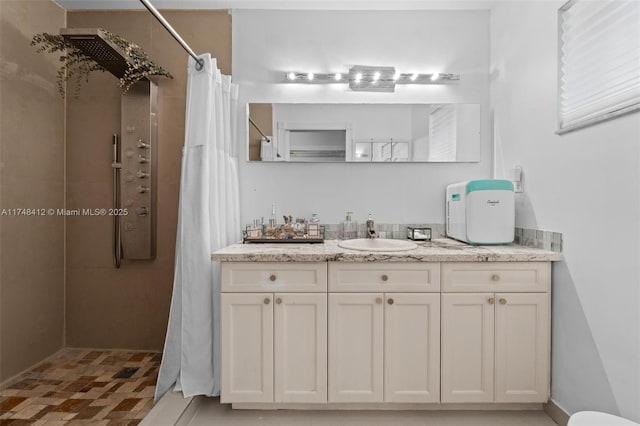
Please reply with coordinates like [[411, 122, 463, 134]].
[[175, 395, 206, 426], [232, 402, 545, 411], [140, 391, 194, 426], [545, 399, 570, 426]]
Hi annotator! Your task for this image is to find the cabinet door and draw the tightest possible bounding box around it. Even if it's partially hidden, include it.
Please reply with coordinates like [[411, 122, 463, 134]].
[[274, 293, 327, 403], [495, 293, 550, 403], [441, 293, 495, 403], [221, 293, 273, 403], [384, 293, 440, 403], [328, 293, 383, 402]]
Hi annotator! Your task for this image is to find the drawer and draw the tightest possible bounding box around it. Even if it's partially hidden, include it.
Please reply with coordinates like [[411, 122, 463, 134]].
[[221, 262, 327, 292], [441, 262, 550, 292], [328, 262, 440, 292]]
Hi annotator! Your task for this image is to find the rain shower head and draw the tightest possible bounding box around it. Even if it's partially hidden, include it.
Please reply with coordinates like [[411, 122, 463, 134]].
[[60, 28, 131, 79]]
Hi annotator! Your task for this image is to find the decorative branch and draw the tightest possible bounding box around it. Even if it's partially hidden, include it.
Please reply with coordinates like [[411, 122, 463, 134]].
[[31, 28, 173, 98]]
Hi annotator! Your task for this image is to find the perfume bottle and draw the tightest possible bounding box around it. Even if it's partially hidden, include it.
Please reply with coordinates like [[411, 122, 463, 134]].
[[341, 211, 357, 240]]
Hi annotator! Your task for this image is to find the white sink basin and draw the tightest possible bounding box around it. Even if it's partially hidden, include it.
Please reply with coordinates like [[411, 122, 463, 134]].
[[338, 238, 418, 252]]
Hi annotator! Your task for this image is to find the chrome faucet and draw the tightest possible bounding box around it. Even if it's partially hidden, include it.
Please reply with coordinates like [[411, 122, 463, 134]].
[[366, 214, 377, 238]]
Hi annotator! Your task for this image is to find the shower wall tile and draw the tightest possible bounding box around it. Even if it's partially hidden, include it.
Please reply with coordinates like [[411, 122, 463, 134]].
[[0, 0, 66, 383], [65, 10, 232, 350], [65, 267, 173, 349], [155, 179, 180, 265], [65, 181, 113, 269], [65, 96, 121, 184], [156, 97, 186, 184]]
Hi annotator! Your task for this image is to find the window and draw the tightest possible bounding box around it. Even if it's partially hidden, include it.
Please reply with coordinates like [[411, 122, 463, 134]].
[[558, 0, 640, 133]]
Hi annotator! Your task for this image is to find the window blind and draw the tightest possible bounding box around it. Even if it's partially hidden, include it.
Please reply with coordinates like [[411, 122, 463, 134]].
[[558, 0, 640, 132], [429, 105, 457, 161]]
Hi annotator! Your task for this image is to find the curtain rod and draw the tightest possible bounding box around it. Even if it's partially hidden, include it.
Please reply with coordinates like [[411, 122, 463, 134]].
[[138, 0, 205, 71], [248, 116, 271, 143]]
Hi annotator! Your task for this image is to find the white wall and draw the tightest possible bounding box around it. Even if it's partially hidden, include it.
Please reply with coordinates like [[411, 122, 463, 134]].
[[491, 2, 640, 421], [233, 9, 490, 224]]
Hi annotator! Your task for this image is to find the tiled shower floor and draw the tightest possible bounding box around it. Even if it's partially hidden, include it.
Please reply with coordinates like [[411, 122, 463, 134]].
[[0, 348, 161, 425]]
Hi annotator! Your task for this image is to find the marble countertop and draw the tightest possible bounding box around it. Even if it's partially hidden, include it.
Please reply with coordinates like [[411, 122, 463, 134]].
[[211, 239, 562, 262]]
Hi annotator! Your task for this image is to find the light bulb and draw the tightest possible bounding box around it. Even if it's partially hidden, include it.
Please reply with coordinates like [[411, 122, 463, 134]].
[[334, 73, 342, 81], [373, 71, 380, 81], [430, 73, 440, 81], [355, 72, 362, 83], [393, 72, 401, 81], [287, 72, 296, 81], [410, 73, 419, 81], [307, 73, 314, 81]]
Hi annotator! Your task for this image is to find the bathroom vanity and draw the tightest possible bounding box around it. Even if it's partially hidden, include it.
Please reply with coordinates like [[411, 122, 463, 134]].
[[212, 239, 561, 409]]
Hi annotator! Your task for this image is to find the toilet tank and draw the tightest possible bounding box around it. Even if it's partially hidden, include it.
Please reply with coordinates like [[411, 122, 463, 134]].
[[446, 179, 514, 245]]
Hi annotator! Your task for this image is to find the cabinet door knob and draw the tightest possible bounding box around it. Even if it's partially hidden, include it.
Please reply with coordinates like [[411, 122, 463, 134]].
[[264, 298, 271, 305], [381, 274, 389, 282], [269, 274, 277, 282], [488, 297, 495, 304], [375, 297, 382, 304], [275, 297, 282, 304], [491, 274, 500, 282], [387, 298, 394, 305], [499, 298, 507, 305]]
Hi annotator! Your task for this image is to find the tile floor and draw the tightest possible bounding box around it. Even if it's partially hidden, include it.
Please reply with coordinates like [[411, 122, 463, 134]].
[[184, 397, 560, 426], [0, 348, 161, 425]]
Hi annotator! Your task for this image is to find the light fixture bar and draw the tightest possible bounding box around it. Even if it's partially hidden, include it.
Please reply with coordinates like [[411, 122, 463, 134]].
[[395, 73, 459, 84], [284, 72, 346, 83], [283, 67, 460, 91], [348, 65, 396, 92]]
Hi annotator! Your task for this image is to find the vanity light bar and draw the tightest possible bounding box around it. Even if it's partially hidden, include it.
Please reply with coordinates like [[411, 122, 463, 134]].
[[283, 72, 459, 83], [284, 66, 460, 91]]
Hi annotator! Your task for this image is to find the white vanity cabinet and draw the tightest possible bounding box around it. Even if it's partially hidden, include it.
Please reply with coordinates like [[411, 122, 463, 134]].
[[219, 257, 553, 408], [441, 262, 551, 404], [221, 262, 328, 404]]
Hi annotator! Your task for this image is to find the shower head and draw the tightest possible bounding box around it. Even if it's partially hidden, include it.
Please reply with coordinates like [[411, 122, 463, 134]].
[[60, 28, 131, 79]]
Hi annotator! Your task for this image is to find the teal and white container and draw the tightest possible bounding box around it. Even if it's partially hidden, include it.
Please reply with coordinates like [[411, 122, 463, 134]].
[[446, 179, 514, 245]]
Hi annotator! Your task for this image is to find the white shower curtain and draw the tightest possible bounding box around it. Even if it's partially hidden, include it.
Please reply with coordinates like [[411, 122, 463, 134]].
[[155, 54, 240, 401]]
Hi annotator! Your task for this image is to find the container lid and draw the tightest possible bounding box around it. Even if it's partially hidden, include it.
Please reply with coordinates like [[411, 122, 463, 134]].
[[466, 179, 513, 194]]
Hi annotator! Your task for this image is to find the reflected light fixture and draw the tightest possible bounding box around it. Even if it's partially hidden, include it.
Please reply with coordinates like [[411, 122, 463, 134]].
[[283, 66, 459, 92]]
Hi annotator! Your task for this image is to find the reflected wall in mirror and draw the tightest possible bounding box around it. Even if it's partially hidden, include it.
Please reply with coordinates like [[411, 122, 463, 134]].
[[247, 103, 481, 163]]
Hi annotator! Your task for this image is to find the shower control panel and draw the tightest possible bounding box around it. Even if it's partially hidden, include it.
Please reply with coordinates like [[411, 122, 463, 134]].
[[119, 80, 158, 260]]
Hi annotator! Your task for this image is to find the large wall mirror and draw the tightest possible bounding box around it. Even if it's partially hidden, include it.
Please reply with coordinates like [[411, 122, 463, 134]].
[[247, 103, 481, 163]]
